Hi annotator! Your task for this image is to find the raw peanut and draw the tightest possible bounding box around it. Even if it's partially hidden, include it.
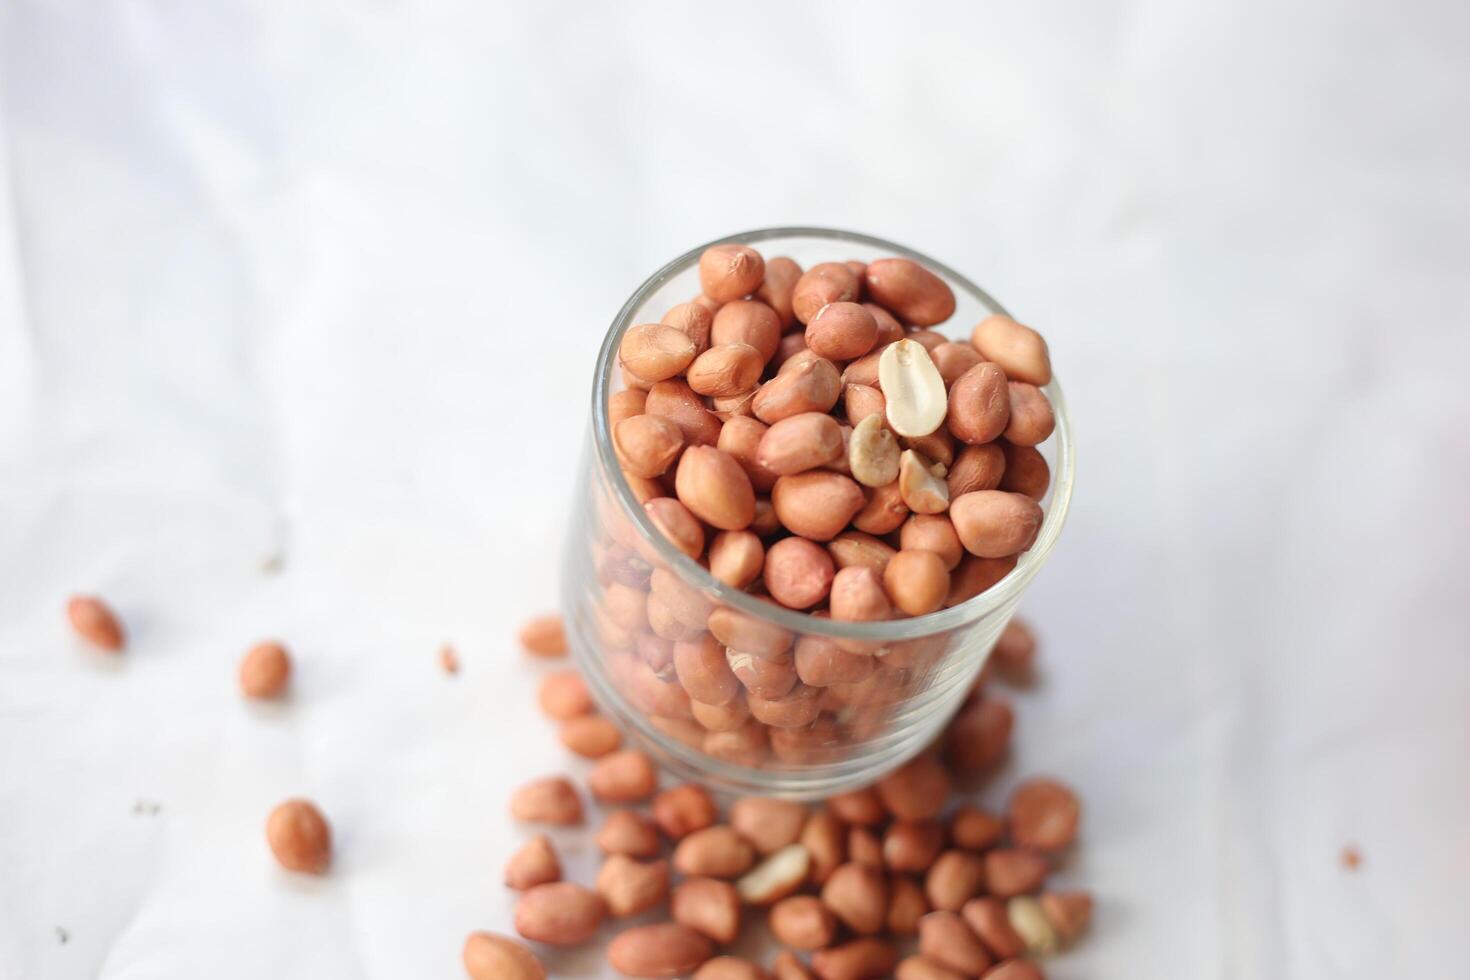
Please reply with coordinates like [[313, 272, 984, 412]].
[[946, 696, 1013, 773], [511, 777, 584, 825], [908, 330, 947, 351], [624, 364, 654, 392], [877, 754, 951, 820], [588, 749, 658, 803], [810, 938, 897, 980], [505, 834, 562, 890], [757, 412, 845, 477], [763, 537, 836, 609], [948, 443, 1007, 497], [1009, 778, 1081, 852], [615, 414, 686, 478], [950, 806, 1005, 851], [999, 442, 1050, 500], [799, 810, 847, 885], [712, 387, 760, 421], [597, 810, 662, 858], [754, 357, 842, 424], [606, 581, 651, 632], [851, 480, 909, 535], [538, 669, 593, 719], [700, 244, 766, 302], [962, 897, 1027, 959], [865, 303, 905, 347], [951, 491, 1043, 558], [845, 260, 868, 287], [767, 720, 843, 766], [771, 471, 866, 541], [713, 300, 783, 363], [985, 849, 1049, 897], [708, 531, 766, 589], [756, 255, 803, 327], [847, 826, 883, 867], [673, 825, 756, 878], [651, 715, 705, 748], [863, 258, 955, 326], [463, 932, 546, 980], [718, 416, 779, 492], [841, 348, 884, 389], [971, 314, 1053, 386], [879, 339, 947, 438], [902, 428, 955, 470], [829, 566, 892, 623], [1003, 382, 1055, 446], [266, 799, 331, 874], [652, 784, 719, 839], [919, 910, 993, 975], [847, 414, 901, 489], [730, 798, 809, 855], [795, 634, 876, 686], [773, 952, 815, 980], [821, 862, 888, 934], [688, 343, 764, 398], [825, 425, 855, 479], [748, 684, 822, 728], [926, 850, 986, 911], [647, 379, 723, 447], [597, 854, 671, 917], [946, 362, 1010, 445], [899, 514, 963, 570], [982, 960, 1045, 980], [674, 634, 741, 706], [945, 554, 1017, 607], [771, 332, 811, 372], [887, 874, 930, 935], [993, 617, 1037, 674], [648, 593, 704, 641], [1040, 890, 1093, 944], [770, 894, 837, 950], [895, 956, 966, 980], [635, 629, 673, 670], [677, 446, 756, 531], [779, 347, 824, 376], [626, 473, 666, 504], [708, 606, 793, 659], [727, 651, 798, 699], [514, 881, 606, 946], [672, 876, 742, 944], [560, 714, 623, 758], [661, 301, 714, 354], [66, 595, 124, 651], [691, 694, 751, 732], [792, 262, 860, 324], [608, 922, 714, 978], [806, 302, 879, 360], [826, 787, 886, 826], [695, 957, 770, 980], [626, 660, 696, 718], [692, 293, 723, 313], [240, 641, 291, 699], [827, 531, 897, 574], [649, 568, 713, 629], [930, 341, 984, 386], [883, 820, 945, 873], [883, 550, 950, 616], [621, 323, 698, 382], [843, 383, 886, 425], [736, 843, 812, 904], [1005, 895, 1059, 956], [644, 497, 706, 559]]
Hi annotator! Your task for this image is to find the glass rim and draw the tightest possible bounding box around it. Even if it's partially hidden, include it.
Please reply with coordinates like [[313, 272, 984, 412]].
[[590, 225, 1075, 642]]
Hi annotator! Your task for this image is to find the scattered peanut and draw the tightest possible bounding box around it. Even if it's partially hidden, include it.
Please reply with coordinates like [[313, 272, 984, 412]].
[[240, 641, 291, 699], [266, 799, 331, 874], [66, 595, 125, 651], [462, 932, 546, 980], [504, 834, 561, 890], [510, 777, 584, 825], [607, 922, 714, 978]]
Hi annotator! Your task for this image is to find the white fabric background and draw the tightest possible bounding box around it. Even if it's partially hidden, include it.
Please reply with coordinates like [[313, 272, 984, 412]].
[[2, 2, 1467, 978]]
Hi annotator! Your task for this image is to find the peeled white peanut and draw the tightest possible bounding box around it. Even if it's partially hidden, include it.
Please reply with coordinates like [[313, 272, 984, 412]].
[[879, 339, 947, 438], [898, 450, 950, 514], [1006, 895, 1060, 957], [736, 843, 812, 905], [848, 414, 901, 489]]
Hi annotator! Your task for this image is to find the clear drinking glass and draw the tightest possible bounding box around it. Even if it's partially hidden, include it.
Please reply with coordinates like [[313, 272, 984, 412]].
[[561, 227, 1075, 799]]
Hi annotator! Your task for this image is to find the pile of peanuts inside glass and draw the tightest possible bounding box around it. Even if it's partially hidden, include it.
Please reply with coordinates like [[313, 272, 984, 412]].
[[588, 245, 1060, 768]]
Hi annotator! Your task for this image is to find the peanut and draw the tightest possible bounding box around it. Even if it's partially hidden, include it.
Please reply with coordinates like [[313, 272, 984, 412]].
[[866, 302, 905, 347], [747, 683, 822, 728], [863, 258, 956, 326], [925, 850, 985, 911], [691, 695, 751, 732], [597, 809, 662, 858], [883, 820, 945, 873], [588, 749, 658, 803], [513, 881, 605, 946], [826, 531, 897, 574], [753, 357, 842, 424], [67, 595, 125, 651], [707, 606, 793, 659], [463, 932, 545, 980], [757, 412, 845, 476], [821, 861, 889, 935], [621, 323, 698, 382], [843, 383, 886, 425], [847, 413, 901, 488], [899, 514, 963, 570], [829, 566, 892, 623], [676, 446, 756, 530], [266, 799, 331, 874], [1040, 890, 1093, 945], [505, 834, 561, 889], [673, 825, 756, 878], [827, 787, 885, 825], [1008, 778, 1080, 852], [688, 343, 765, 397], [538, 669, 593, 719], [708, 530, 766, 588], [1000, 441, 1050, 500], [755, 255, 802, 327], [717, 415, 780, 492], [882, 549, 950, 617], [895, 956, 966, 980], [950, 805, 1006, 851], [950, 490, 1043, 558], [982, 960, 1045, 980], [1003, 382, 1055, 446], [712, 300, 782, 363], [1005, 895, 1059, 956], [851, 480, 909, 535], [661, 301, 714, 354], [652, 783, 719, 839], [962, 897, 1027, 959], [672, 876, 742, 944], [810, 938, 897, 980], [644, 496, 706, 559], [919, 910, 994, 975], [510, 777, 583, 825], [876, 753, 951, 820], [971, 314, 1052, 386], [597, 854, 671, 917], [798, 810, 847, 885], [946, 362, 1010, 445], [887, 874, 930, 935], [770, 894, 837, 950], [879, 339, 947, 438], [771, 472, 866, 541], [792, 262, 860, 324], [848, 826, 883, 867], [729, 797, 808, 855], [794, 634, 877, 687], [841, 347, 884, 389], [930, 341, 983, 386], [695, 957, 770, 980], [763, 536, 836, 609], [984, 848, 1049, 897], [240, 641, 291, 699], [559, 714, 623, 758], [947, 443, 1007, 497], [674, 634, 741, 706], [736, 843, 812, 905], [945, 554, 1017, 607], [607, 922, 713, 978], [700, 244, 766, 302], [647, 378, 722, 447], [806, 301, 879, 360], [946, 696, 1013, 773]]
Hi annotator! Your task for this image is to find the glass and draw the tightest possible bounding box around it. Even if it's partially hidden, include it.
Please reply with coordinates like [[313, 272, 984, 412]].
[[561, 227, 1074, 799]]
